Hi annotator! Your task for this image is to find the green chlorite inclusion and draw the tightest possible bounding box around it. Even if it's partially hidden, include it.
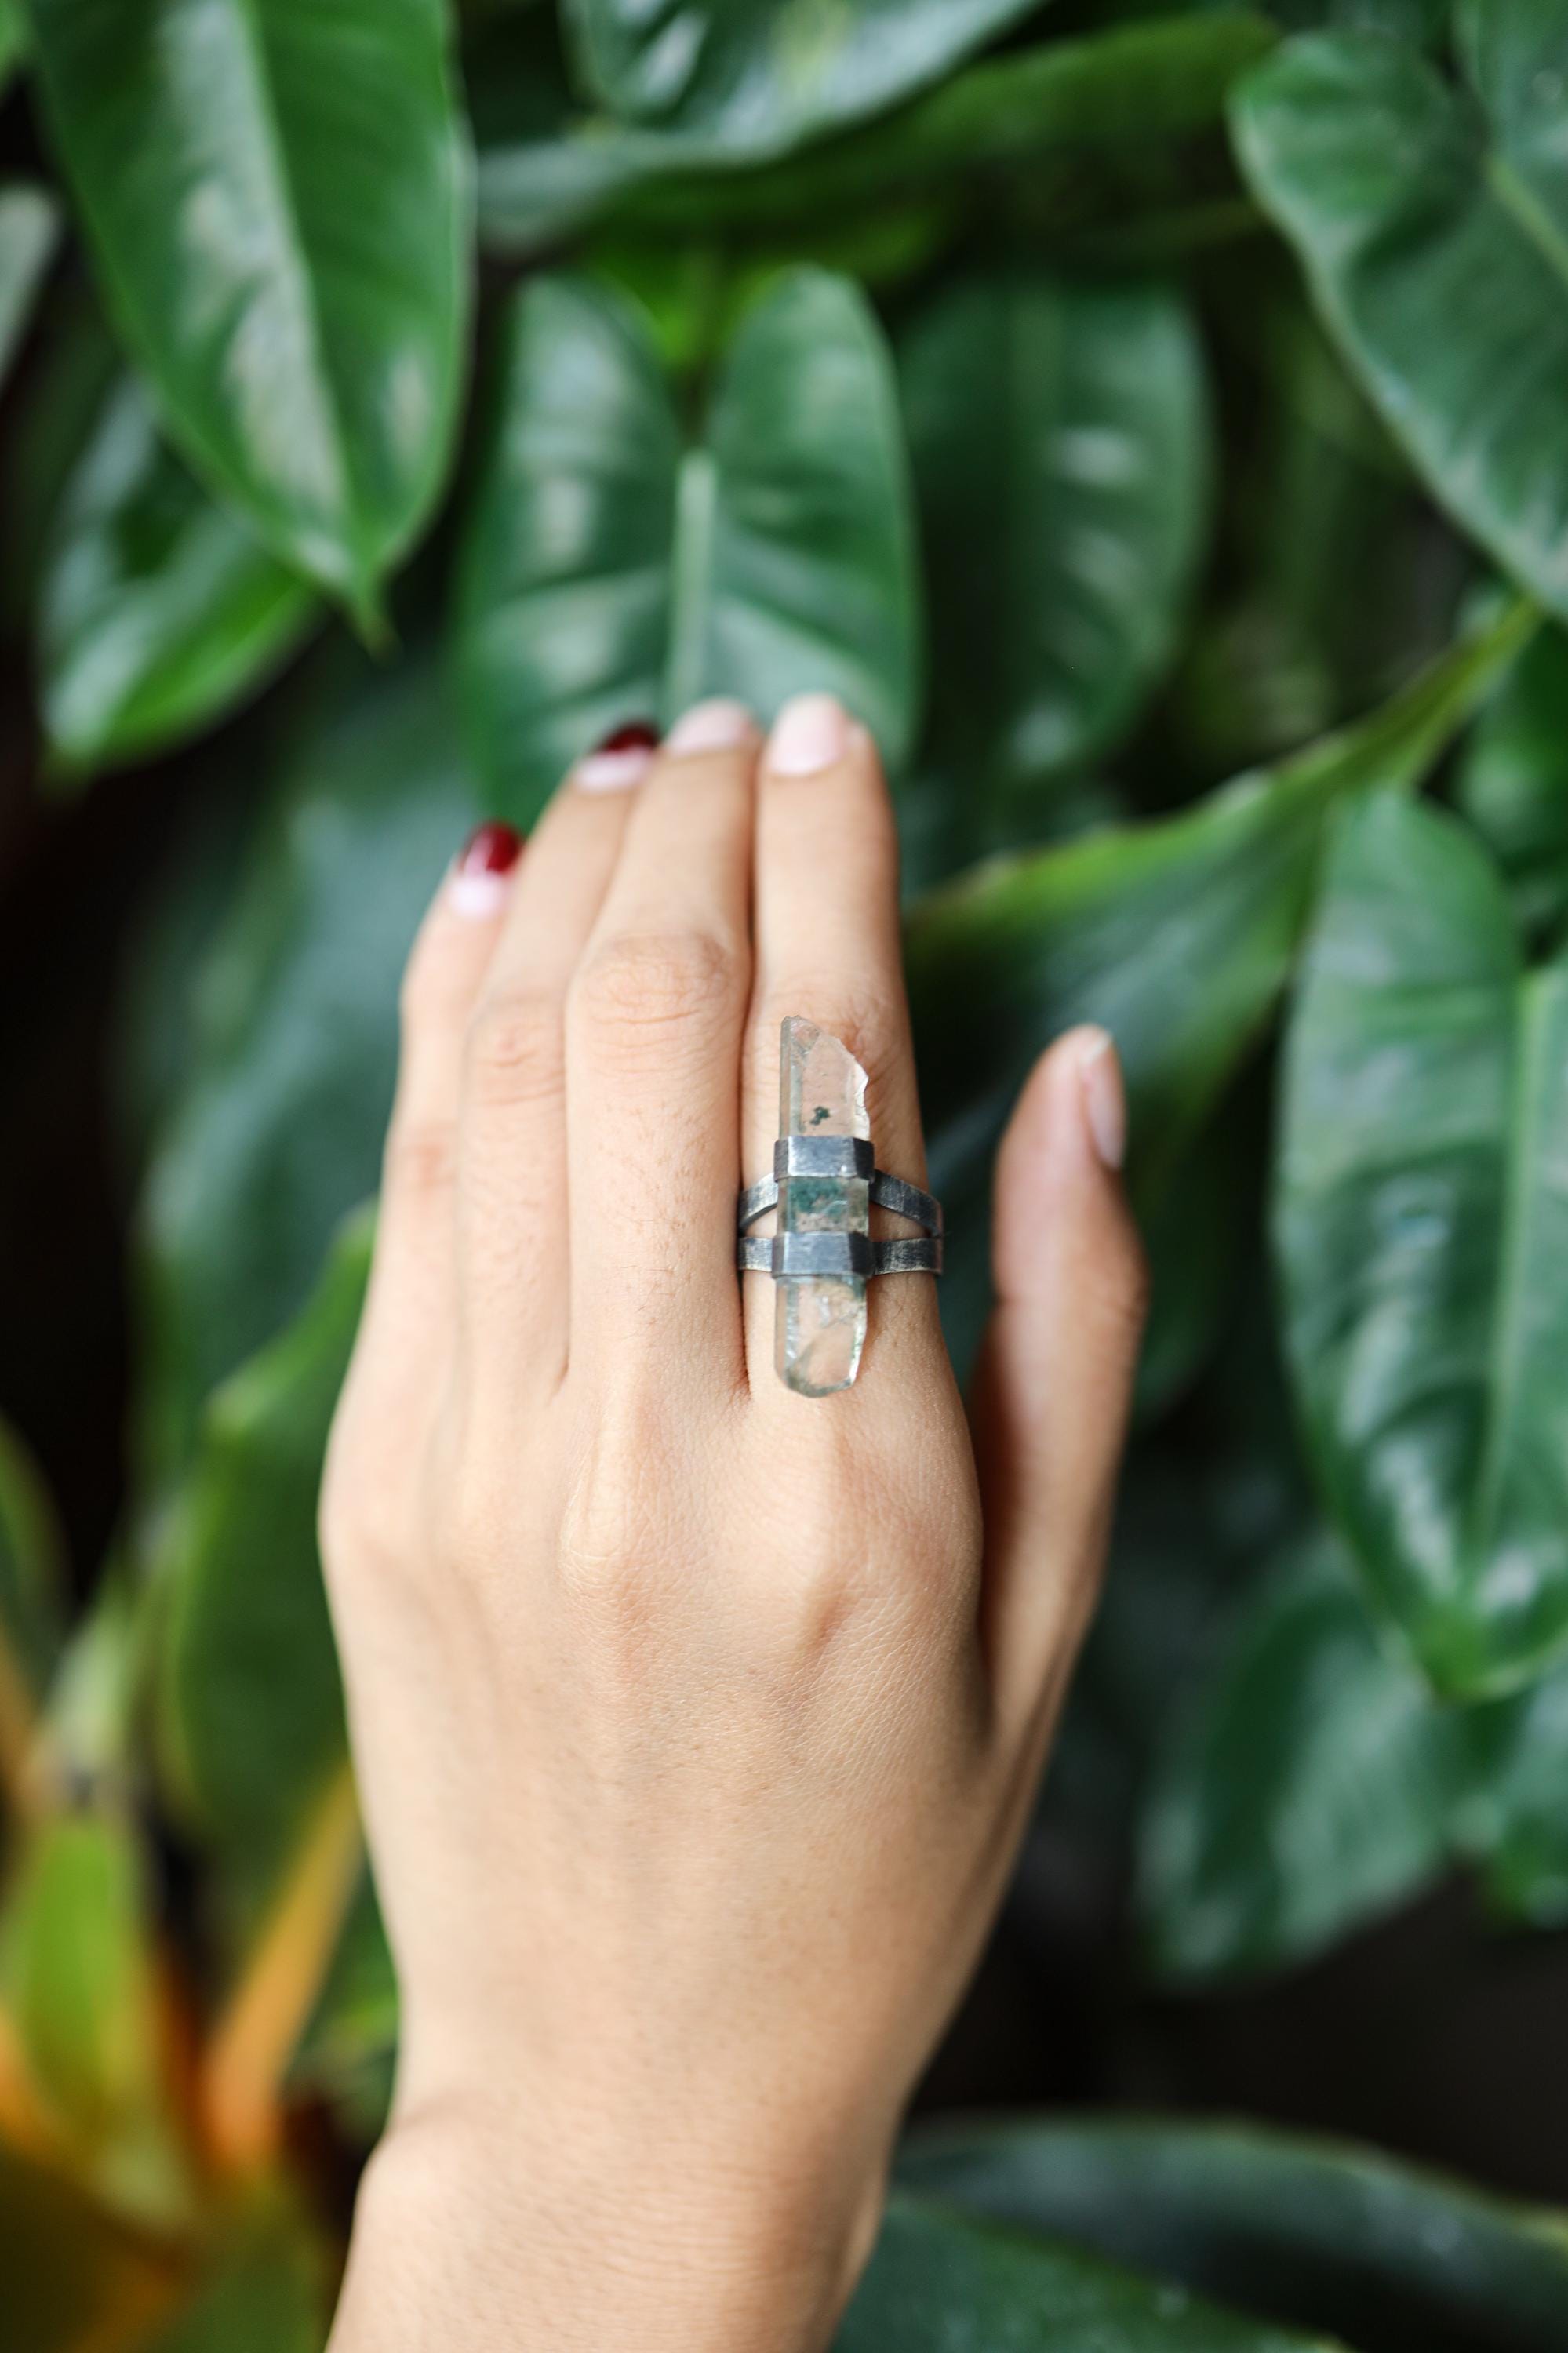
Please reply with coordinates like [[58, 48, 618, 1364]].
[[776, 1016, 870, 1396]]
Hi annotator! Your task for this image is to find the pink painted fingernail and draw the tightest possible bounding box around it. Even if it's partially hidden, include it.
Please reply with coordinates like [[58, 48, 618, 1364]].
[[665, 697, 755, 754], [576, 718, 659, 792], [766, 693, 851, 776], [449, 820, 522, 918], [1077, 1028, 1126, 1170]]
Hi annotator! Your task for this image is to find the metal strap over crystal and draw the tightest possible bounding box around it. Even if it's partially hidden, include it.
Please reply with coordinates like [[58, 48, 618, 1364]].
[[737, 1133, 944, 1278], [737, 1233, 943, 1275], [737, 1169, 944, 1246]]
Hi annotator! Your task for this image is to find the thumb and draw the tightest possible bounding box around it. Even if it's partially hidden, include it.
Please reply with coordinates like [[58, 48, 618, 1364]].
[[970, 1026, 1147, 1740]]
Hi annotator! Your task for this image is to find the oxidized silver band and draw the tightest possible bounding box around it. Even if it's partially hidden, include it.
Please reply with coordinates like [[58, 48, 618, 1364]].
[[736, 1143, 944, 1278]]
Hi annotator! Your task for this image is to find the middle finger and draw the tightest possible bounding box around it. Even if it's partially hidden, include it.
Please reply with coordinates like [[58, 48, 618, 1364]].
[[566, 700, 759, 1391]]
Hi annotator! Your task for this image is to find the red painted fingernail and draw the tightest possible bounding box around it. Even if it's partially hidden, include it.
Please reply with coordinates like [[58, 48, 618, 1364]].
[[449, 820, 522, 915], [460, 820, 522, 875], [577, 717, 660, 791], [598, 719, 660, 754]]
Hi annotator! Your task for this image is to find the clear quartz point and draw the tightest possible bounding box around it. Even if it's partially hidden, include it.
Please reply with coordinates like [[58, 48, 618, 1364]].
[[775, 1016, 870, 1396]]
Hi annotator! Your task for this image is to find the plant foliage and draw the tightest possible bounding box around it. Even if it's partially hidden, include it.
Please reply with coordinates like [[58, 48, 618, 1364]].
[[4, 0, 1568, 2340]]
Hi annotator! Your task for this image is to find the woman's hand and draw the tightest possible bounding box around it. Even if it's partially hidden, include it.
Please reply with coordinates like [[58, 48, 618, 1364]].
[[320, 694, 1146, 2352]]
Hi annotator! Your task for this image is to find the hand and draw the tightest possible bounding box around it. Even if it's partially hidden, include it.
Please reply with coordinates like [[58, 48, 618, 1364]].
[[320, 694, 1146, 2352]]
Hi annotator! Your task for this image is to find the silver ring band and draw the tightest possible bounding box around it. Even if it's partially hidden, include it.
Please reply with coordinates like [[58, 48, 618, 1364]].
[[737, 1144, 944, 1279]]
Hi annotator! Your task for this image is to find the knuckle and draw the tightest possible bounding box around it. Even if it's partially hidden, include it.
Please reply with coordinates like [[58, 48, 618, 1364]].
[[465, 987, 562, 1112], [553, 1397, 671, 1612], [576, 927, 741, 1060], [319, 1424, 404, 1593], [383, 1115, 458, 1202]]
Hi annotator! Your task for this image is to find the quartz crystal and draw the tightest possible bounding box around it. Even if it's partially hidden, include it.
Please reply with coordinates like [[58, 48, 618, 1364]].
[[776, 1016, 870, 1396]]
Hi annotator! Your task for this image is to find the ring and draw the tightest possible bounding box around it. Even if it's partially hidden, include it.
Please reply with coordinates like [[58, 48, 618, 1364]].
[[737, 1017, 943, 1397]]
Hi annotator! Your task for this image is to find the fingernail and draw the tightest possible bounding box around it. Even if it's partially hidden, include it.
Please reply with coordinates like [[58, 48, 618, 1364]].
[[766, 692, 850, 776], [665, 697, 755, 755], [576, 718, 659, 792], [448, 820, 522, 918], [1077, 1028, 1126, 1170]]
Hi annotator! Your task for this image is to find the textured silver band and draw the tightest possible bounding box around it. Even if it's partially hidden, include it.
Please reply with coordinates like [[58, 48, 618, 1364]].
[[737, 1233, 944, 1276], [737, 1170, 944, 1240], [737, 1136, 944, 1278]]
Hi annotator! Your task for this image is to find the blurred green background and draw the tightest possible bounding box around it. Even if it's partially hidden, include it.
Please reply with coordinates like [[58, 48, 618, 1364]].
[[5, 0, 1568, 2344]]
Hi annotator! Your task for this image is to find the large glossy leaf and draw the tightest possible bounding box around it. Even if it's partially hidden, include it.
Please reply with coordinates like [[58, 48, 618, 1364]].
[[456, 269, 919, 824], [0, 280, 118, 627], [1277, 790, 1568, 1696], [1232, 19, 1568, 622], [911, 609, 1531, 1390], [155, 1215, 366, 1917], [0, 184, 57, 390], [138, 661, 478, 1471], [26, 0, 473, 620], [564, 0, 1044, 151], [476, 13, 1276, 255], [908, 600, 1534, 1210], [39, 377, 319, 778], [839, 2193, 1330, 2353], [1456, 620, 1568, 947], [901, 271, 1210, 824], [897, 2117, 1568, 2353], [1463, 1662, 1568, 1927], [1139, 1537, 1463, 1980], [1035, 1441, 1273, 1900]]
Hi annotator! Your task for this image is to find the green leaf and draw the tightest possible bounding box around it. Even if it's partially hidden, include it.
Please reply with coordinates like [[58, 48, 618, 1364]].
[[145, 2190, 333, 2353], [1039, 1442, 1272, 1878], [39, 377, 319, 779], [137, 660, 478, 1471], [154, 1214, 367, 1915], [0, 1806, 191, 2227], [1133, 1118, 1247, 1420], [476, 13, 1278, 256], [117, 788, 256, 1166], [839, 2192, 1333, 2352], [897, 2116, 1568, 2350], [1232, 20, 1568, 624], [456, 269, 919, 824], [0, 280, 119, 628], [1277, 789, 1568, 1695], [901, 270, 1210, 827], [1462, 1660, 1568, 1926], [0, 1, 27, 89], [908, 600, 1535, 1213], [563, 0, 1045, 153], [25, 0, 473, 620], [0, 184, 58, 391], [1456, 620, 1568, 947], [1139, 1537, 1463, 1980], [289, 1869, 396, 2144]]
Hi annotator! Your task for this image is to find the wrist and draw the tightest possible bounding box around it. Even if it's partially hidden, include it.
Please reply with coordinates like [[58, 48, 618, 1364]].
[[333, 2096, 887, 2353]]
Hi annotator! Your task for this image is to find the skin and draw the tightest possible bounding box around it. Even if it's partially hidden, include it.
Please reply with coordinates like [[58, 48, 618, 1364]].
[[321, 693, 1146, 2351]]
